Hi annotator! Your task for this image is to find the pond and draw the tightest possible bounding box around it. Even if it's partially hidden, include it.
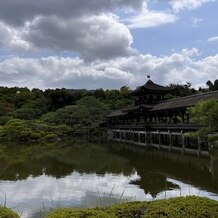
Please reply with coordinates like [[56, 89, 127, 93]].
[[0, 139, 218, 217]]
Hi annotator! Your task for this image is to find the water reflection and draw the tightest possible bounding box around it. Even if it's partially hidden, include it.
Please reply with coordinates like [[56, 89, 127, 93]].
[[0, 139, 218, 218], [109, 142, 218, 194]]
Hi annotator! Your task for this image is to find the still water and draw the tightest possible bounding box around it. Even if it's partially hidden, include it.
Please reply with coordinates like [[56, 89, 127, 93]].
[[0, 139, 218, 217]]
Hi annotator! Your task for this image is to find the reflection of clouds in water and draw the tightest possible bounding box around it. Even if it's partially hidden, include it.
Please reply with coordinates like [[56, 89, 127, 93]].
[[0, 171, 144, 218], [1, 173, 218, 218], [155, 178, 218, 201]]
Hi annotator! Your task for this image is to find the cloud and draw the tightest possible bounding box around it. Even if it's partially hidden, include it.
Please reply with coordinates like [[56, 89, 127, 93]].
[[0, 22, 30, 50], [0, 56, 134, 89], [23, 14, 135, 60], [0, 0, 145, 26], [169, 0, 214, 12], [207, 36, 218, 42], [0, 0, 144, 60], [125, 3, 177, 29], [0, 48, 217, 89], [0, 14, 135, 60], [192, 18, 203, 27]]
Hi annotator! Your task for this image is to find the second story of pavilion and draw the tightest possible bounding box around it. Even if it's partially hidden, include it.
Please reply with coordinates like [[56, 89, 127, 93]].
[[130, 79, 174, 105]]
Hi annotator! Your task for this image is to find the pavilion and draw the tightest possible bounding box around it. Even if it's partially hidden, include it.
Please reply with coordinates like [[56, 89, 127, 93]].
[[107, 79, 218, 155]]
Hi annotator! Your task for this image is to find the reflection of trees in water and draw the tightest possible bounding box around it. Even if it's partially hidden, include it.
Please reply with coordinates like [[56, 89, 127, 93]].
[[0, 140, 132, 181], [130, 172, 179, 198], [109, 142, 218, 195], [1, 140, 218, 198]]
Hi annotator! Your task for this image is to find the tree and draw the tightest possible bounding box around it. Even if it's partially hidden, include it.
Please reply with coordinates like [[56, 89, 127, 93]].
[[41, 96, 110, 134], [2, 119, 32, 140], [188, 99, 218, 139], [120, 86, 130, 96], [94, 88, 106, 100], [169, 82, 197, 97], [206, 79, 218, 91]]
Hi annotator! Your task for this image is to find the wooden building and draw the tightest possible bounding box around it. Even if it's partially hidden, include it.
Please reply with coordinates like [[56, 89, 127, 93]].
[[107, 79, 218, 155]]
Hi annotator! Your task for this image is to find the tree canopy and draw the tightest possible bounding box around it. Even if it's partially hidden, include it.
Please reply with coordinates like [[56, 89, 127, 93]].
[[188, 99, 218, 144]]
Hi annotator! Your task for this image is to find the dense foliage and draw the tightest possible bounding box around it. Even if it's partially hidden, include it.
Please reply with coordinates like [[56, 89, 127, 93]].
[[0, 79, 217, 141], [188, 99, 218, 146], [0, 86, 133, 141], [47, 196, 218, 218]]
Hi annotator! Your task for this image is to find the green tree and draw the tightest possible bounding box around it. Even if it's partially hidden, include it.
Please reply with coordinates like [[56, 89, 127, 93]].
[[188, 99, 218, 139], [41, 96, 110, 134], [94, 88, 106, 100], [120, 85, 130, 96], [206, 79, 218, 91], [2, 119, 32, 140], [169, 82, 197, 97]]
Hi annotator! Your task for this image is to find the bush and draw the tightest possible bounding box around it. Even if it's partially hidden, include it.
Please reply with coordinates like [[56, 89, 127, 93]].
[[30, 132, 42, 141], [46, 196, 218, 218], [109, 201, 148, 218], [143, 196, 218, 218], [208, 134, 218, 142], [44, 133, 58, 141], [0, 207, 19, 218], [47, 208, 113, 218]]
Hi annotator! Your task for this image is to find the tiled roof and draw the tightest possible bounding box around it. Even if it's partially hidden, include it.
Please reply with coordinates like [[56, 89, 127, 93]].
[[123, 104, 153, 112], [106, 110, 128, 118], [131, 80, 173, 95], [151, 90, 218, 111]]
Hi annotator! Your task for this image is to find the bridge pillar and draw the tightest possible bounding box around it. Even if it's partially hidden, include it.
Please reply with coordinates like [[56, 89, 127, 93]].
[[169, 131, 172, 151], [182, 131, 185, 154]]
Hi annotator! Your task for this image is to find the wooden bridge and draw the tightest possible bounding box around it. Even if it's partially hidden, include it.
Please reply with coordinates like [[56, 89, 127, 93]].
[[108, 125, 209, 156]]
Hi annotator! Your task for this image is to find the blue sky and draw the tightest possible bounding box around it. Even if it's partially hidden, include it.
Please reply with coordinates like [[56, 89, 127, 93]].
[[0, 0, 217, 89]]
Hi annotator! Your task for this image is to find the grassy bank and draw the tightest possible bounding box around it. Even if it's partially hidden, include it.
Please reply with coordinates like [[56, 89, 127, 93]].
[[1, 196, 218, 218], [0, 207, 19, 218], [47, 196, 218, 218]]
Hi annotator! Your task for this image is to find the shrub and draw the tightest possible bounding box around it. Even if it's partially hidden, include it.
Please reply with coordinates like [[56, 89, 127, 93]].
[[30, 132, 42, 141], [143, 196, 218, 218], [46, 196, 218, 218], [47, 208, 113, 218], [44, 133, 58, 141], [109, 201, 149, 218], [208, 134, 218, 142], [0, 207, 19, 218]]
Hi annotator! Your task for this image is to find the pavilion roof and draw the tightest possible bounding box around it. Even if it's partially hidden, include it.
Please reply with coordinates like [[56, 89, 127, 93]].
[[151, 90, 218, 112], [106, 110, 128, 118], [131, 80, 173, 96], [123, 104, 153, 112]]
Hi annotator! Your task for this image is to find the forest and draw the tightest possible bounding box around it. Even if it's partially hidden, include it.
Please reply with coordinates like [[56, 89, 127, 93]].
[[0, 79, 217, 142]]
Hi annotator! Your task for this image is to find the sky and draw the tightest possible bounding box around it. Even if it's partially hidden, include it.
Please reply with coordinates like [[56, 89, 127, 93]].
[[0, 0, 217, 90]]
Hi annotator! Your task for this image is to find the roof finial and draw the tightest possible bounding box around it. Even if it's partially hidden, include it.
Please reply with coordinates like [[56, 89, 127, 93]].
[[147, 75, 150, 79]]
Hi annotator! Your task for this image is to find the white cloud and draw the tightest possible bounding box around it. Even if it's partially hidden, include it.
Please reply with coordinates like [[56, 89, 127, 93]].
[[125, 4, 177, 29], [192, 18, 203, 27], [0, 14, 134, 60], [207, 36, 218, 42], [0, 56, 134, 89], [0, 48, 217, 89], [169, 0, 214, 12], [0, 22, 30, 50]]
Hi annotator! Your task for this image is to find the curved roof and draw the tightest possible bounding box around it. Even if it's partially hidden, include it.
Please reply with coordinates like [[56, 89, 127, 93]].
[[123, 104, 153, 112], [151, 90, 218, 112], [106, 110, 127, 118], [131, 80, 173, 96]]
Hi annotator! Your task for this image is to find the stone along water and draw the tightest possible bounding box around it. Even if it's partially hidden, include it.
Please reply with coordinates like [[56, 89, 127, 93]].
[[0, 139, 218, 218]]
